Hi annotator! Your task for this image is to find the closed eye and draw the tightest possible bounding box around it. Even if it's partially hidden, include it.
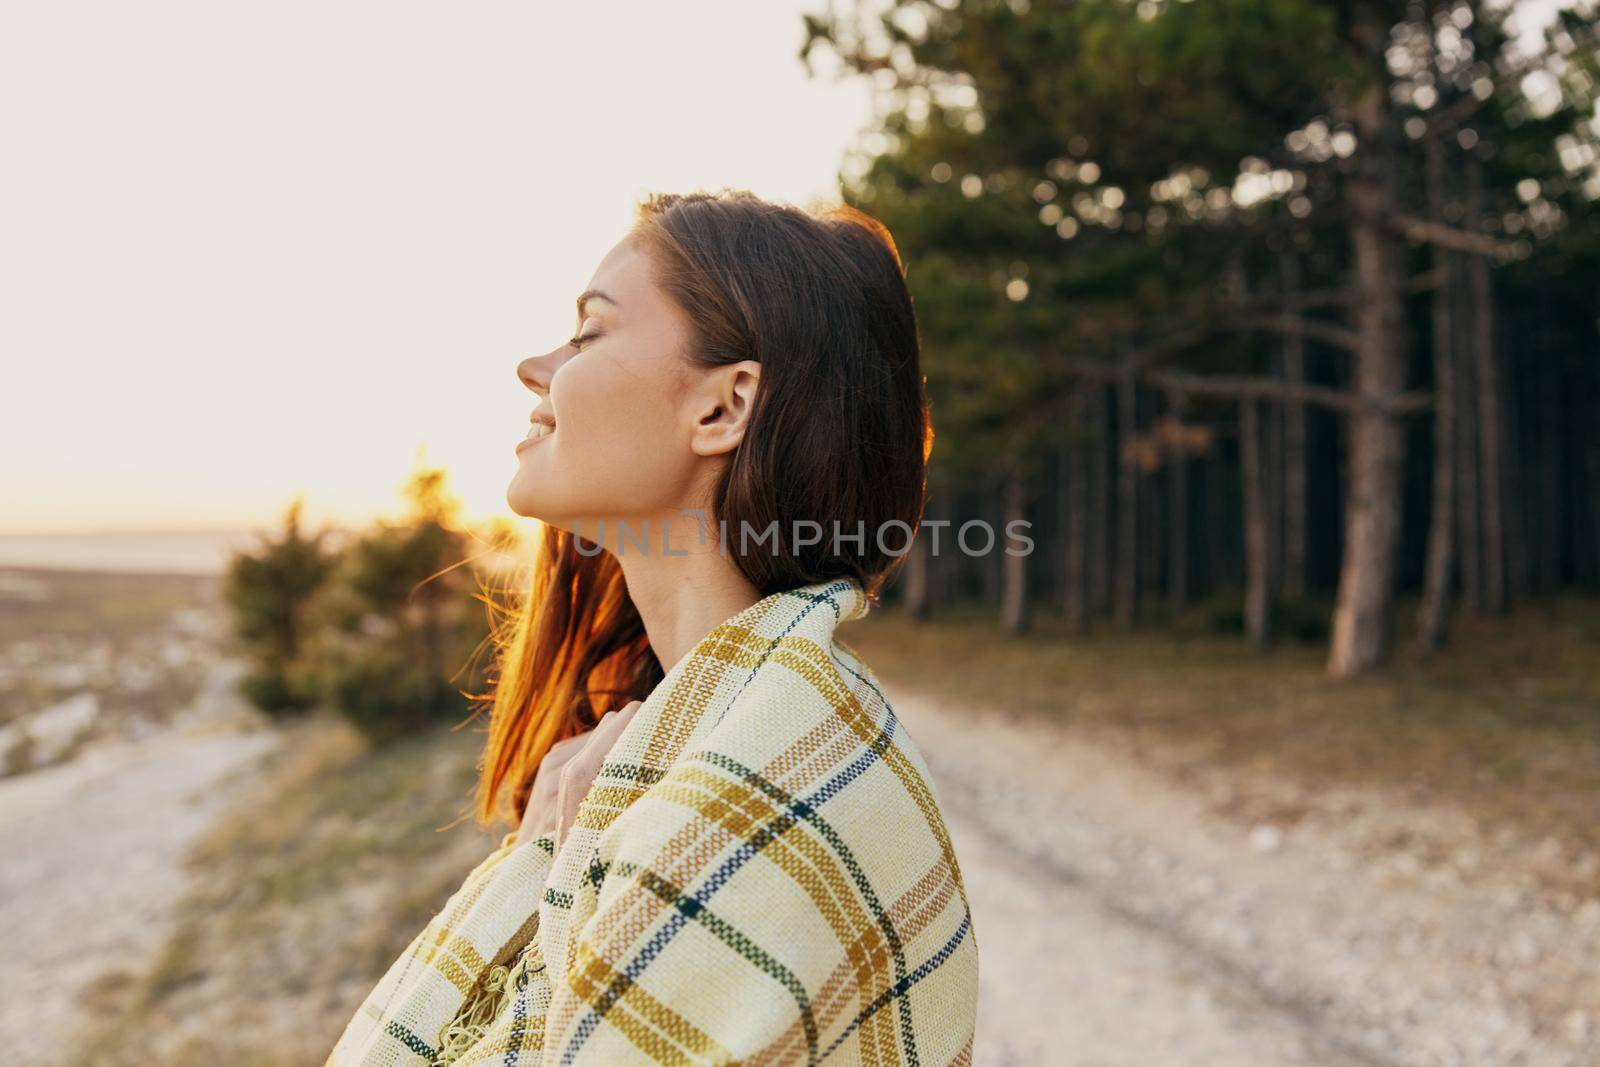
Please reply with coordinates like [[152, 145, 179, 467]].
[[568, 330, 600, 349]]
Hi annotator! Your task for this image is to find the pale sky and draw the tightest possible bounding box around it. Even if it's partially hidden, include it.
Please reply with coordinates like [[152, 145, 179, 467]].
[[0, 1, 874, 534], [1, 2, 1577, 536]]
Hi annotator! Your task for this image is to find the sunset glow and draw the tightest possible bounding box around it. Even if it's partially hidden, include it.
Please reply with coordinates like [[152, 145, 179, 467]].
[[0, 2, 873, 535]]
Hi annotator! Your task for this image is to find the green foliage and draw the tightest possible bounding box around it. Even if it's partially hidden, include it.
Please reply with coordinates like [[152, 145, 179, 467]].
[[299, 634, 462, 742], [801, 0, 1369, 492], [298, 464, 491, 744], [225, 465, 496, 742], [238, 668, 310, 715], [224, 497, 335, 717], [803, 0, 1600, 658], [802, 0, 1600, 474]]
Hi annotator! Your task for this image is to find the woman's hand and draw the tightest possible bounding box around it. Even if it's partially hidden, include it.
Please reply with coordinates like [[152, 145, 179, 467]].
[[514, 700, 643, 851]]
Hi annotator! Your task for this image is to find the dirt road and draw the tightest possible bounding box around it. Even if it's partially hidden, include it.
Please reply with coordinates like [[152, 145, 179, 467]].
[[0, 663, 277, 1067], [890, 683, 1597, 1067]]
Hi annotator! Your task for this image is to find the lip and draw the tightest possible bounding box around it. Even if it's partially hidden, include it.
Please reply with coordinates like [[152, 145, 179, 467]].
[[518, 400, 556, 455], [515, 429, 552, 455]]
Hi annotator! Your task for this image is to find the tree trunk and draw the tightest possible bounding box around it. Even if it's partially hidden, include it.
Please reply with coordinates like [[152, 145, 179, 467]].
[[1588, 392, 1600, 591], [1144, 393, 1164, 605], [980, 488, 1000, 606], [1465, 153, 1506, 614], [904, 517, 930, 620], [1115, 370, 1140, 629], [1000, 467, 1029, 633], [1166, 390, 1190, 609], [1417, 123, 1457, 651], [1066, 389, 1090, 634], [1328, 66, 1407, 678], [1455, 301, 1483, 613], [1281, 246, 1309, 599], [1241, 398, 1273, 650], [1539, 352, 1563, 590], [1206, 440, 1230, 592], [1267, 362, 1284, 598], [1056, 435, 1071, 610], [1088, 387, 1111, 614], [931, 477, 956, 606], [1504, 308, 1529, 601]]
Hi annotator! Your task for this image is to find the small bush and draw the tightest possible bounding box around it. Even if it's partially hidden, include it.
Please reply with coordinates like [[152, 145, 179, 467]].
[[313, 642, 459, 743], [224, 498, 334, 721], [226, 462, 498, 745], [238, 667, 313, 715]]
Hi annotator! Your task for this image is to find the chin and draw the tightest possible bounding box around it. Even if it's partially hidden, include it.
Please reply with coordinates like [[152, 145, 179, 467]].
[[504, 474, 551, 523], [506, 480, 581, 534]]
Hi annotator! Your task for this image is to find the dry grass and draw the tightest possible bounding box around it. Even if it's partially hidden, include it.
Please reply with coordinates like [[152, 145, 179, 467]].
[[0, 567, 222, 735], [69, 714, 497, 1067], [845, 592, 1600, 895]]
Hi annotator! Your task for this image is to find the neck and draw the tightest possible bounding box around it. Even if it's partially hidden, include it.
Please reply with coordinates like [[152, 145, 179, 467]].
[[610, 511, 761, 678]]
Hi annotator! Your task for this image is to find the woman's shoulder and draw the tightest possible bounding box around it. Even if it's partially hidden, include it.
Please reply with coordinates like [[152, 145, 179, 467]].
[[691, 632, 907, 772], [581, 630, 977, 1049], [619, 633, 958, 880]]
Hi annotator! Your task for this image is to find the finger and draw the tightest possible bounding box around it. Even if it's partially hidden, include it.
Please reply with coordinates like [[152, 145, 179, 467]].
[[552, 728, 592, 752], [602, 700, 643, 733], [582, 701, 639, 749], [577, 707, 619, 743], [552, 773, 570, 850], [540, 736, 587, 772]]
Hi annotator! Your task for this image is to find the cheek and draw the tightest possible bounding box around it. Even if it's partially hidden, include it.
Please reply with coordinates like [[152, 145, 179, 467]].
[[551, 359, 695, 509]]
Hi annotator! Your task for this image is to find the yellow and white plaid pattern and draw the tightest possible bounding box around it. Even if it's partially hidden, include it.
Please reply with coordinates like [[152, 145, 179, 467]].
[[327, 577, 978, 1066]]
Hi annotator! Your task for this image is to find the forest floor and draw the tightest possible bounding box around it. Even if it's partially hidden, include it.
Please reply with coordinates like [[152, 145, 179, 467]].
[[12, 577, 1596, 1066]]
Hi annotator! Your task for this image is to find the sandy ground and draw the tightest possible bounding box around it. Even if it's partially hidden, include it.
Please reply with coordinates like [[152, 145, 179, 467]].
[[0, 661, 278, 1067], [5, 663, 1595, 1066], [888, 682, 1598, 1067]]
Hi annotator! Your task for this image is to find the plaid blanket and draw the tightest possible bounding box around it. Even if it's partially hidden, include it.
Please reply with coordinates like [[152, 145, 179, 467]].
[[326, 577, 978, 1066]]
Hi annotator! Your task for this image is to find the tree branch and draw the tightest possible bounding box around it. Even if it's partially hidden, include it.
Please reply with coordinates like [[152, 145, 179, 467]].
[[1236, 314, 1362, 352], [1054, 357, 1430, 417], [1393, 214, 1519, 257]]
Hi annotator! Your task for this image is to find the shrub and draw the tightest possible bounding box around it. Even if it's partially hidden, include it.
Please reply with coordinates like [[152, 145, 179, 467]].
[[293, 463, 492, 743], [224, 497, 335, 718]]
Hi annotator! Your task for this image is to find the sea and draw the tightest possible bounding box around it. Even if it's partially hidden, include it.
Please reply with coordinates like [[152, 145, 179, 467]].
[[0, 529, 274, 576], [0, 525, 528, 578]]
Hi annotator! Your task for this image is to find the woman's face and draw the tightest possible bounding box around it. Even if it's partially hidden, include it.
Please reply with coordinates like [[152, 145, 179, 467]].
[[507, 237, 753, 538]]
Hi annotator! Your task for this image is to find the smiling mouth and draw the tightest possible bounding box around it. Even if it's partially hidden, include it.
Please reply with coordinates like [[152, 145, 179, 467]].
[[516, 415, 556, 454]]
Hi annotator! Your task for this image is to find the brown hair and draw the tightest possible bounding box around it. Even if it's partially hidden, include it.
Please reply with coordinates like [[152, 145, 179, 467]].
[[468, 189, 934, 828]]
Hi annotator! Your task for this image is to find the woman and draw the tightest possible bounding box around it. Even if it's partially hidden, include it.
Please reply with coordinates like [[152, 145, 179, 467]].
[[327, 189, 978, 1066]]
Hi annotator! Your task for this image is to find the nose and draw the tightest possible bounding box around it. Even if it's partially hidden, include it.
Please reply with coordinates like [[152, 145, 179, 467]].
[[516, 341, 572, 396]]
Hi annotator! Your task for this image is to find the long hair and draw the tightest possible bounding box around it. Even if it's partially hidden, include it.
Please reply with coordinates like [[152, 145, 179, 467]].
[[468, 189, 934, 828]]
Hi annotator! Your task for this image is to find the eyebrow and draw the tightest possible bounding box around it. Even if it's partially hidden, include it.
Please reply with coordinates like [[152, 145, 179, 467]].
[[575, 288, 618, 322]]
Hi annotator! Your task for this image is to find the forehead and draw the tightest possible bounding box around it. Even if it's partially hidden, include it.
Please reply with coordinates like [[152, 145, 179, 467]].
[[583, 238, 650, 309]]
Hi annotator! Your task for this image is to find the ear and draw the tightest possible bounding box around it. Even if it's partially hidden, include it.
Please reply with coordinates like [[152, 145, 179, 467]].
[[688, 360, 761, 458]]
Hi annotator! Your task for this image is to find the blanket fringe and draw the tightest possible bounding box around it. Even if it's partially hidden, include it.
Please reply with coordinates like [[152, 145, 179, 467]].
[[432, 946, 543, 1066]]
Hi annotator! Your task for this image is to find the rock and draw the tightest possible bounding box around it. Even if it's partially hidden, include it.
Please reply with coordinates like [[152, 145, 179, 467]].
[[9, 641, 44, 667], [1249, 824, 1283, 853], [0, 572, 50, 600], [44, 662, 90, 688], [0, 722, 29, 776], [25, 692, 100, 767], [116, 660, 157, 692]]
